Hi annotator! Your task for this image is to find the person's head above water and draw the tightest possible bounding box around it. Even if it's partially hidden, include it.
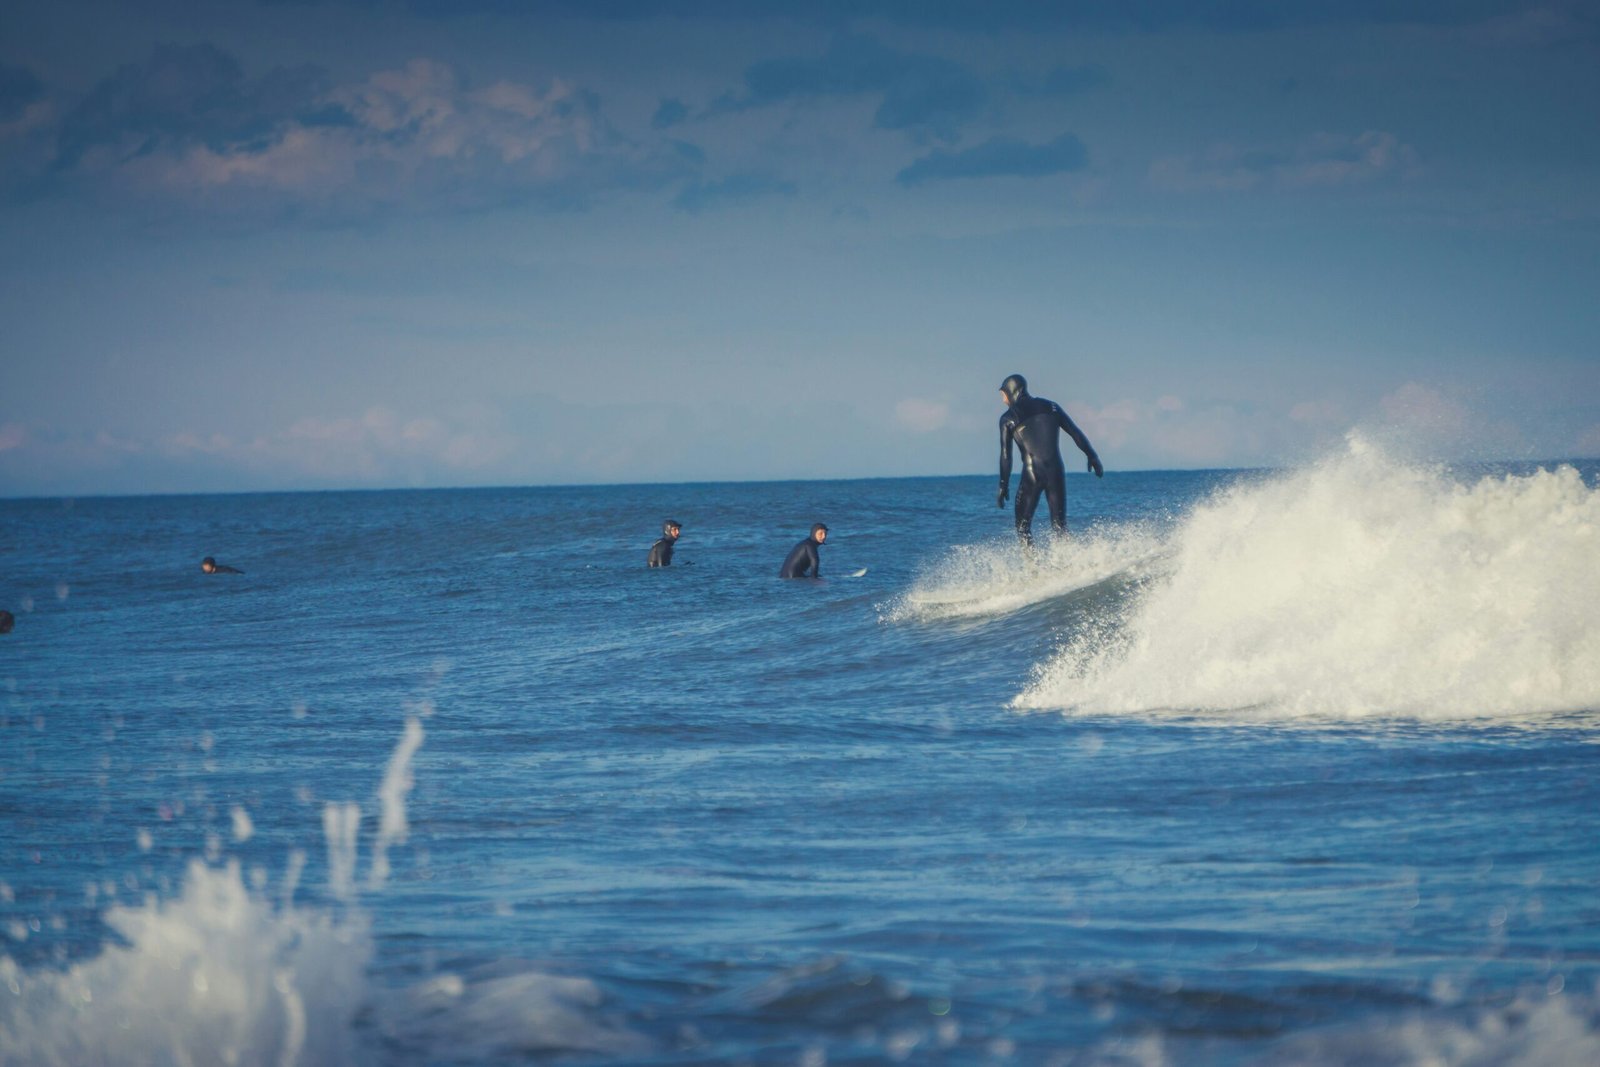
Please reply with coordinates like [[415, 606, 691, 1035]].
[[811, 523, 829, 543], [1000, 374, 1029, 406], [201, 557, 218, 573], [662, 519, 682, 541], [0, 610, 13, 635]]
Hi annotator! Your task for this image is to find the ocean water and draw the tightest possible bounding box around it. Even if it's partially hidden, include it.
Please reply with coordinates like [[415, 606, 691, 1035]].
[[2, 437, 1599, 1065]]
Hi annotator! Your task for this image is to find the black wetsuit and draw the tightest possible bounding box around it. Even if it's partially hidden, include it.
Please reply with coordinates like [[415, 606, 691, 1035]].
[[205, 564, 243, 574], [647, 536, 676, 567], [779, 536, 822, 578], [1000, 394, 1100, 543]]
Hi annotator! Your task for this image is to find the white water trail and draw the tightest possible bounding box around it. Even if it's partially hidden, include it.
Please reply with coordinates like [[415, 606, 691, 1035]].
[[1018, 436, 1600, 721], [883, 524, 1166, 624]]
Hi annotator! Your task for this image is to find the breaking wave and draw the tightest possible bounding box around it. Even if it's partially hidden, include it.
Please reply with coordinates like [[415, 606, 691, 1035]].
[[1015, 437, 1600, 721]]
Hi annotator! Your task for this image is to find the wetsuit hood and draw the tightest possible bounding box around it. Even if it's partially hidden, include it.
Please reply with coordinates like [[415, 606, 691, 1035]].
[[810, 523, 828, 540], [662, 519, 682, 540], [1000, 374, 1029, 406]]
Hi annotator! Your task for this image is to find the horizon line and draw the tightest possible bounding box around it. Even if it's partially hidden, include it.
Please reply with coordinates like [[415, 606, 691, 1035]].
[[2, 455, 1593, 504], [0, 464, 1252, 504]]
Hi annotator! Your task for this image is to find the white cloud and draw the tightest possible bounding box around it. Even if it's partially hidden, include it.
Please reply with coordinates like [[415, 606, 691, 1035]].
[[1070, 394, 1320, 469], [241, 405, 516, 480], [893, 397, 950, 433], [1575, 423, 1600, 457], [0, 406, 519, 490], [0, 423, 26, 452], [1378, 382, 1470, 437], [1150, 130, 1421, 193], [1289, 398, 1344, 425], [60, 54, 684, 214]]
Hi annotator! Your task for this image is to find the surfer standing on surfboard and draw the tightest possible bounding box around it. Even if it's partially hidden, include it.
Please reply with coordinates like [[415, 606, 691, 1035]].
[[997, 374, 1103, 546]]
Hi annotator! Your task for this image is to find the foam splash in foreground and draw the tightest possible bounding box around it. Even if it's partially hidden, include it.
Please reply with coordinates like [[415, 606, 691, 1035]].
[[1017, 437, 1600, 720], [0, 717, 636, 1065]]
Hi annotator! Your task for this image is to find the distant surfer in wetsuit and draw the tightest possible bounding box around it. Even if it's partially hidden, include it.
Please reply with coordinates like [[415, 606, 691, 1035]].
[[997, 374, 1103, 545], [0, 610, 13, 634], [201, 556, 242, 575], [648, 519, 683, 567], [779, 523, 828, 578]]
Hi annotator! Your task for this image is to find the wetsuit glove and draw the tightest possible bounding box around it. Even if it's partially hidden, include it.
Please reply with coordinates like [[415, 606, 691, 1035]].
[[1087, 453, 1104, 478], [997, 484, 1009, 508]]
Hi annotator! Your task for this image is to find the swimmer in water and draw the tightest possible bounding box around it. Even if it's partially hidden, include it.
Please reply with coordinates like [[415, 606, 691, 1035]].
[[648, 519, 683, 567], [0, 610, 13, 634], [997, 373, 1103, 545], [201, 556, 243, 575], [779, 523, 828, 579]]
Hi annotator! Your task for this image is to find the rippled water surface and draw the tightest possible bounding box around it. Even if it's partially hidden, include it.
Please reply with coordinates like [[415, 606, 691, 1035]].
[[3, 446, 1598, 1065]]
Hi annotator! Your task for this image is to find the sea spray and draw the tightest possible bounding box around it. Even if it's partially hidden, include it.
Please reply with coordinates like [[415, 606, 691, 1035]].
[[322, 802, 361, 902], [368, 716, 423, 891], [0, 719, 425, 1066], [1017, 437, 1600, 720], [0, 714, 643, 1064], [0, 858, 370, 1067], [882, 523, 1166, 624]]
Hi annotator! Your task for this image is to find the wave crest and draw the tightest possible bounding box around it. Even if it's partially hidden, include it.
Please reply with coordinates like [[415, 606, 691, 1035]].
[[1017, 439, 1600, 721]]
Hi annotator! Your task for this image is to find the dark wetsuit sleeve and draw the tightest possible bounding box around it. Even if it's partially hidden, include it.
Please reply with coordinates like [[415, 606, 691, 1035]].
[[648, 539, 671, 567], [999, 413, 1016, 487], [1053, 403, 1095, 459]]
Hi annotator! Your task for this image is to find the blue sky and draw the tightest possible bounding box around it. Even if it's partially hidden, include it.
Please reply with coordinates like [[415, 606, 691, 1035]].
[[1, 0, 1597, 495]]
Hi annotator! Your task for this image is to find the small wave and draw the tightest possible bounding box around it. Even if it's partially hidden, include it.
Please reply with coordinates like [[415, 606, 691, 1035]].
[[1242, 986, 1600, 1067], [881, 526, 1166, 624], [1017, 436, 1600, 722]]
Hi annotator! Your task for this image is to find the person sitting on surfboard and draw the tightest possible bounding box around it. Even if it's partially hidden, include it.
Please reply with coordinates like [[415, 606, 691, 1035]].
[[648, 519, 682, 567], [200, 556, 242, 575], [997, 374, 1103, 545], [779, 524, 828, 579]]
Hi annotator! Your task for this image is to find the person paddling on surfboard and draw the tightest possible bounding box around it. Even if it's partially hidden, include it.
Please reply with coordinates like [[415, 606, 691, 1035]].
[[779, 523, 828, 578], [200, 556, 243, 575], [997, 374, 1102, 546], [648, 519, 683, 567]]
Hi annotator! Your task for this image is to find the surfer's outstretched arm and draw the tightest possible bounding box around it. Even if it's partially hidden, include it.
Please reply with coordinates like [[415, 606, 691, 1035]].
[[1055, 404, 1103, 477]]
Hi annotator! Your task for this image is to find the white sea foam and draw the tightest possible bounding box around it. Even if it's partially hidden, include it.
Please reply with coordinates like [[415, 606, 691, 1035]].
[[0, 858, 371, 1067], [1017, 437, 1600, 721], [1250, 987, 1600, 1067], [0, 715, 638, 1065], [1061, 987, 1600, 1066], [883, 526, 1166, 624]]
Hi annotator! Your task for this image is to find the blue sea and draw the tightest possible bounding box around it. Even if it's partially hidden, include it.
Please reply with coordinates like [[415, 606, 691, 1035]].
[[3, 438, 1599, 1065]]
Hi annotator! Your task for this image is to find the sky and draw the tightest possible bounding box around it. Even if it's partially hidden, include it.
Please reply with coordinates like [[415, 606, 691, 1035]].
[[1, 0, 1597, 496]]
